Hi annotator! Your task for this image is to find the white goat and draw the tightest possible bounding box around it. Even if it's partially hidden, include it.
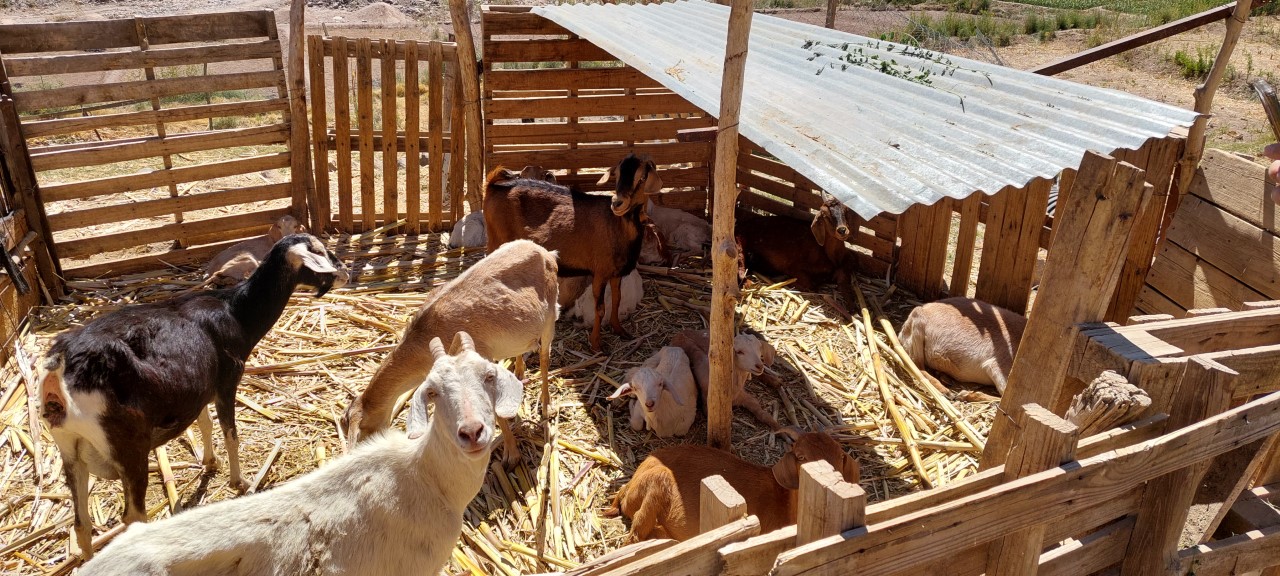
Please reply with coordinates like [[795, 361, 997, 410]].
[[640, 200, 710, 265], [449, 211, 487, 249], [899, 296, 1026, 395], [82, 332, 519, 576], [607, 346, 697, 438], [203, 215, 305, 287], [562, 269, 643, 327], [671, 329, 792, 437]]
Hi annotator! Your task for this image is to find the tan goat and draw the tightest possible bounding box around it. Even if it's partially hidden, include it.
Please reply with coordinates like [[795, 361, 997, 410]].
[[670, 329, 792, 437], [203, 215, 306, 287], [606, 432, 860, 542], [341, 239, 558, 467], [898, 296, 1026, 395]]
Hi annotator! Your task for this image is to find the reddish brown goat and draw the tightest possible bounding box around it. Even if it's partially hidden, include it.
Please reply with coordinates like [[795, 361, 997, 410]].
[[605, 432, 860, 542], [484, 154, 659, 352], [736, 192, 857, 305]]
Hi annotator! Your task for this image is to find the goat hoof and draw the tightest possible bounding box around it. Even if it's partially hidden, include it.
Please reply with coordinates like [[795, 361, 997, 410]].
[[501, 450, 522, 471], [230, 476, 249, 494], [201, 456, 220, 474]]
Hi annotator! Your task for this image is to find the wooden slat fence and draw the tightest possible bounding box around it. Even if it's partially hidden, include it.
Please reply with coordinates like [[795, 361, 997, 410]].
[[308, 35, 465, 234], [0, 10, 304, 279]]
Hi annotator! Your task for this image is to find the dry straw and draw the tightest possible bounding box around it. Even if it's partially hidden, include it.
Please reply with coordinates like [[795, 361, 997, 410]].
[[0, 232, 995, 575]]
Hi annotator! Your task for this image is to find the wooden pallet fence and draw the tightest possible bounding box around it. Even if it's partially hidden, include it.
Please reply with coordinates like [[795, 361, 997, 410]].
[[482, 6, 715, 215], [0, 10, 305, 278], [308, 35, 464, 234]]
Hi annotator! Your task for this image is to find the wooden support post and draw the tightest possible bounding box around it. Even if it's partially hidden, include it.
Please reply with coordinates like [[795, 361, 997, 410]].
[[288, 0, 318, 230], [1188, 433, 1277, 544], [981, 151, 1151, 469], [447, 0, 484, 211], [307, 35, 331, 231], [1121, 357, 1235, 576], [1105, 137, 1183, 322], [796, 460, 866, 546], [825, 0, 837, 28], [1168, 0, 1253, 235], [0, 95, 62, 298], [700, 475, 748, 534], [707, 0, 754, 451], [985, 404, 1079, 576]]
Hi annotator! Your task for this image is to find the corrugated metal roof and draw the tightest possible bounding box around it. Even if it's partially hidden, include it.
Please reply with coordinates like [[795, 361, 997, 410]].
[[532, 0, 1200, 219]]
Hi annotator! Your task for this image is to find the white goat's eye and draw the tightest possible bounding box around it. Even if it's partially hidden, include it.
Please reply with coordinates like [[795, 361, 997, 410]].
[[735, 350, 743, 355]]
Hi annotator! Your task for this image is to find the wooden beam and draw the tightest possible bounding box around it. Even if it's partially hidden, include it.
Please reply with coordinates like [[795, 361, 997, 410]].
[[0, 94, 62, 297], [719, 526, 797, 576], [707, 0, 753, 451], [1175, 524, 1280, 576], [1189, 434, 1278, 544], [287, 0, 317, 230], [1106, 137, 1183, 322], [597, 515, 760, 576], [700, 475, 748, 534], [981, 152, 1151, 469], [986, 404, 1080, 576], [796, 460, 866, 546], [447, 0, 484, 211]]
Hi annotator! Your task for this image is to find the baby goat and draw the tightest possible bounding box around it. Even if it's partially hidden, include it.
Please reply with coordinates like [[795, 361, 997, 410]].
[[606, 432, 859, 542], [607, 346, 697, 438], [82, 332, 519, 576], [39, 234, 347, 559], [641, 200, 710, 265], [670, 329, 790, 437], [342, 239, 557, 467], [899, 296, 1026, 395], [447, 167, 556, 250], [483, 154, 658, 352], [736, 192, 856, 304], [562, 269, 643, 328], [202, 214, 306, 287]]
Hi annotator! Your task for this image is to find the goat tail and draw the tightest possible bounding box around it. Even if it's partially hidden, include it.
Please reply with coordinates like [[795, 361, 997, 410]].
[[898, 311, 925, 368]]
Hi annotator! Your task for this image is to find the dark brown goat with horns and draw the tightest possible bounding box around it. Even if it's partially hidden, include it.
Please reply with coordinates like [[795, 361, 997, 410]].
[[484, 154, 659, 352]]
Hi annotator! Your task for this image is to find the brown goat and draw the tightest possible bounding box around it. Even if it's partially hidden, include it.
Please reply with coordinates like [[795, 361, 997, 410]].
[[669, 329, 793, 438], [605, 432, 859, 542], [899, 297, 1026, 396], [341, 239, 558, 467], [483, 154, 659, 352], [736, 192, 856, 304]]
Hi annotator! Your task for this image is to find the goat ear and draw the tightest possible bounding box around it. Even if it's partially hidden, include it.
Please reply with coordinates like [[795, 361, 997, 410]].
[[606, 383, 633, 400], [406, 383, 434, 440], [810, 207, 835, 244], [841, 454, 861, 484], [596, 166, 615, 185], [772, 451, 800, 490], [494, 365, 523, 420], [663, 378, 687, 406], [429, 337, 448, 362], [450, 331, 475, 355], [268, 222, 285, 242], [288, 242, 339, 275], [761, 340, 777, 367]]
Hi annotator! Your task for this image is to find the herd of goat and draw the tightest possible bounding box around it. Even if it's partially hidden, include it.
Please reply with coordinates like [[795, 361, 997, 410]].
[[33, 154, 1027, 575]]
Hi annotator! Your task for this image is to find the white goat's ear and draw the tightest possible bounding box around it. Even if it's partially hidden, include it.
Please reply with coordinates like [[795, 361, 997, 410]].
[[596, 166, 615, 185], [761, 340, 777, 367], [606, 383, 633, 400], [494, 366, 523, 420], [663, 379, 686, 406], [406, 383, 434, 440], [429, 337, 448, 362], [288, 242, 338, 274]]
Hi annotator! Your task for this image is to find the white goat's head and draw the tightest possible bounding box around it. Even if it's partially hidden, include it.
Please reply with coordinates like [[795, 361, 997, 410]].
[[733, 333, 777, 376], [407, 332, 523, 458], [608, 367, 685, 413]]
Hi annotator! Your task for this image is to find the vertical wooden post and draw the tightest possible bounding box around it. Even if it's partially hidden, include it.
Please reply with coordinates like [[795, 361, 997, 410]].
[[307, 34, 331, 231], [1105, 137, 1183, 322], [796, 460, 865, 546], [288, 0, 318, 230], [404, 40, 421, 234], [707, 0, 754, 451], [1121, 357, 1235, 575], [1168, 0, 1252, 234], [356, 38, 375, 231], [0, 95, 61, 298], [825, 0, 837, 28], [980, 152, 1151, 470], [700, 475, 747, 534], [380, 39, 399, 230], [132, 18, 187, 245], [447, 0, 484, 211], [426, 41, 444, 232], [985, 404, 1079, 575], [333, 36, 354, 232]]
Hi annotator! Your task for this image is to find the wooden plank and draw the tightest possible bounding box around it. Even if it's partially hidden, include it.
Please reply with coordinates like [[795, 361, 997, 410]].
[[719, 526, 797, 576], [1174, 524, 1280, 576], [770, 391, 1280, 576], [3, 40, 281, 77], [1031, 2, 1237, 75], [132, 17, 187, 243], [796, 460, 865, 546], [986, 404, 1080, 576], [981, 153, 1152, 469], [950, 193, 981, 297], [1192, 148, 1280, 231], [285, 0, 315, 230], [47, 182, 291, 231], [29, 124, 289, 172], [13, 70, 283, 113], [1189, 434, 1277, 544], [1004, 178, 1053, 314], [567, 540, 679, 576], [57, 207, 290, 259], [486, 93, 700, 120], [1120, 306, 1280, 356], [1136, 284, 1186, 317], [486, 67, 660, 91], [484, 38, 615, 63], [1120, 358, 1235, 576], [487, 116, 713, 145], [39, 152, 291, 202], [1037, 516, 1135, 576], [1201, 344, 1280, 398], [62, 236, 245, 279], [324, 132, 456, 152], [921, 197, 954, 300], [450, 0, 484, 211], [0, 11, 271, 54], [597, 515, 759, 576], [356, 37, 376, 231], [737, 169, 821, 209], [1145, 239, 1268, 312], [319, 37, 457, 60], [699, 475, 748, 534], [0, 96, 63, 293], [379, 39, 399, 228], [308, 34, 331, 231], [425, 41, 444, 232], [448, 60, 465, 222], [488, 142, 708, 171], [18, 98, 288, 139], [482, 10, 571, 36], [895, 203, 926, 295], [333, 36, 354, 231], [405, 41, 423, 234], [1106, 137, 1183, 321], [974, 185, 1016, 309]]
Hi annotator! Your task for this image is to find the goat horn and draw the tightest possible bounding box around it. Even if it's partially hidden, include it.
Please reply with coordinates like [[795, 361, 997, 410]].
[[451, 331, 476, 354], [429, 337, 448, 361]]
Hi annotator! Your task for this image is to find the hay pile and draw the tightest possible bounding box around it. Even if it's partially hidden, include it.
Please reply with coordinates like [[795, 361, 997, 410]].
[[0, 231, 995, 575]]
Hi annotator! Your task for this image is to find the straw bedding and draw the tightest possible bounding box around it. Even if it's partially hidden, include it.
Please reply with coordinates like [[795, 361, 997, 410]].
[[0, 231, 995, 575]]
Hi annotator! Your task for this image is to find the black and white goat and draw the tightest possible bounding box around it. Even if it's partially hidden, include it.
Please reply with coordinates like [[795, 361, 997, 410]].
[[38, 234, 348, 559]]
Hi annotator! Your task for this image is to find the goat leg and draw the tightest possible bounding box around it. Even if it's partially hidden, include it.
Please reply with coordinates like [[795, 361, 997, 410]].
[[607, 275, 632, 340], [64, 453, 94, 559], [196, 406, 218, 473], [590, 276, 607, 353], [497, 417, 521, 470], [736, 391, 797, 440], [214, 394, 248, 493], [118, 444, 150, 525]]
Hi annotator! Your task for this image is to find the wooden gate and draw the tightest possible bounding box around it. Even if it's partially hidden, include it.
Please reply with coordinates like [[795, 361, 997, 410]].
[[307, 35, 466, 234], [0, 10, 307, 279]]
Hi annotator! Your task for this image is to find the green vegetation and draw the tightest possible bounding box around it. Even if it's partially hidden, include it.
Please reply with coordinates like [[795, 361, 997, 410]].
[[1022, 9, 1103, 34], [897, 13, 1017, 46], [952, 0, 991, 14], [1171, 45, 1215, 79]]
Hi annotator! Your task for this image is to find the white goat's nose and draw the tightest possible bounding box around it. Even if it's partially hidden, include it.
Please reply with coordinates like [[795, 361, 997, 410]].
[[457, 420, 485, 448]]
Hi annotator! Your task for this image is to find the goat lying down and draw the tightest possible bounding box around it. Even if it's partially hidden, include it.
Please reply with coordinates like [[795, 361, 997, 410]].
[[899, 296, 1026, 396], [607, 346, 697, 438], [203, 215, 306, 287], [40, 234, 348, 559], [83, 332, 518, 576], [670, 329, 792, 438]]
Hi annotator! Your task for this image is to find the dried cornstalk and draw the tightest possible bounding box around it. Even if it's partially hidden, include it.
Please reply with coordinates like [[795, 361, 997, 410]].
[[877, 317, 986, 451]]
